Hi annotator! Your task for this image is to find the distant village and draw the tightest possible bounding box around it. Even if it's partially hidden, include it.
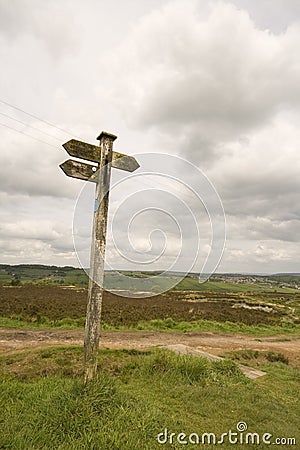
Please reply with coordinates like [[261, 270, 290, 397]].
[[211, 274, 300, 290]]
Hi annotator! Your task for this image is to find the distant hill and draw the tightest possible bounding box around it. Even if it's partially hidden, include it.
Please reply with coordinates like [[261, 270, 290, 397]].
[[0, 264, 299, 293]]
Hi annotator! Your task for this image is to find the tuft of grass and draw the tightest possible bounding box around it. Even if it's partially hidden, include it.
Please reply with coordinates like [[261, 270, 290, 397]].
[[130, 349, 245, 386], [0, 375, 121, 449], [222, 349, 290, 366], [264, 351, 289, 364]]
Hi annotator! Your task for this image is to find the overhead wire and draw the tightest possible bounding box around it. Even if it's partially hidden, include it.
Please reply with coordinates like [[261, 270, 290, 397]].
[[0, 122, 61, 150], [0, 111, 62, 142], [0, 98, 82, 139], [0, 100, 196, 201]]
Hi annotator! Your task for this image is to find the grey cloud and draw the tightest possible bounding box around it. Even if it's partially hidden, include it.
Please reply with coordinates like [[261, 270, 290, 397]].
[[227, 215, 300, 242], [111, 1, 300, 163], [230, 0, 300, 33], [0, 0, 79, 58], [0, 191, 77, 265], [106, 0, 300, 273], [219, 173, 300, 219], [0, 237, 77, 265], [0, 126, 80, 199]]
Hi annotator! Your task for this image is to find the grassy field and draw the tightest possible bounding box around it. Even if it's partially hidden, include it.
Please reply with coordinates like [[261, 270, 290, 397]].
[[0, 346, 299, 449], [0, 270, 299, 448]]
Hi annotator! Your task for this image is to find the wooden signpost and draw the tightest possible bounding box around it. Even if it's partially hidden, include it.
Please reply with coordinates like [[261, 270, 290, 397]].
[[60, 132, 139, 382]]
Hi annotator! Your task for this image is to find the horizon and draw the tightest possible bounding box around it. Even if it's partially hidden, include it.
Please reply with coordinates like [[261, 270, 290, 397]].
[[1, 262, 299, 277]]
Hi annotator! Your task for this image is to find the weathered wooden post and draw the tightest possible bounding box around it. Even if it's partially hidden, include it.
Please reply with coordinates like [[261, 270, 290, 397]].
[[84, 131, 115, 382], [60, 131, 139, 382]]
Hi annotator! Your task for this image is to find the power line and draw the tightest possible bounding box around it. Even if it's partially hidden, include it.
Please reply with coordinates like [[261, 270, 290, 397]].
[[0, 122, 61, 150], [0, 99, 82, 140], [0, 111, 62, 142]]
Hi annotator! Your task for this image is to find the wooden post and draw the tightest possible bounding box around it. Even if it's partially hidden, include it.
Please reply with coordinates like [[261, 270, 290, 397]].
[[83, 131, 117, 383], [60, 131, 139, 382]]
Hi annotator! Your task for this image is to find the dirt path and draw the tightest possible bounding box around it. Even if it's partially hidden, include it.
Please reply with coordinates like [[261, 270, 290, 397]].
[[0, 328, 299, 365]]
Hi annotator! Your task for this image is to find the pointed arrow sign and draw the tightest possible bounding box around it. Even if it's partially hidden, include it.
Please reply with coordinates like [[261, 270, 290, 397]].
[[59, 159, 98, 182], [62, 139, 139, 172], [112, 151, 140, 172]]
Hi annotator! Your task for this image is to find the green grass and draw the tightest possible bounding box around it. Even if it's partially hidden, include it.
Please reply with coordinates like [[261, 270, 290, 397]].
[[0, 347, 298, 449], [0, 265, 89, 286], [1, 315, 300, 337], [175, 279, 299, 293], [0, 315, 87, 329], [221, 349, 290, 365], [130, 318, 300, 336]]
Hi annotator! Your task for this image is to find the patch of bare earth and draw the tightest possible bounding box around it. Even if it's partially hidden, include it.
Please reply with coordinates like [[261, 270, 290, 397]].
[[0, 328, 299, 366]]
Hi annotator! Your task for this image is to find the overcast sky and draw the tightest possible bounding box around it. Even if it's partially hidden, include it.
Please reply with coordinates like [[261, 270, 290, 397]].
[[0, 0, 299, 274]]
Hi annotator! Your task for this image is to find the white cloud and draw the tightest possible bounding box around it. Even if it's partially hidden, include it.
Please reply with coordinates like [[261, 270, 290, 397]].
[[220, 239, 299, 273], [209, 112, 300, 229], [111, 1, 300, 161]]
